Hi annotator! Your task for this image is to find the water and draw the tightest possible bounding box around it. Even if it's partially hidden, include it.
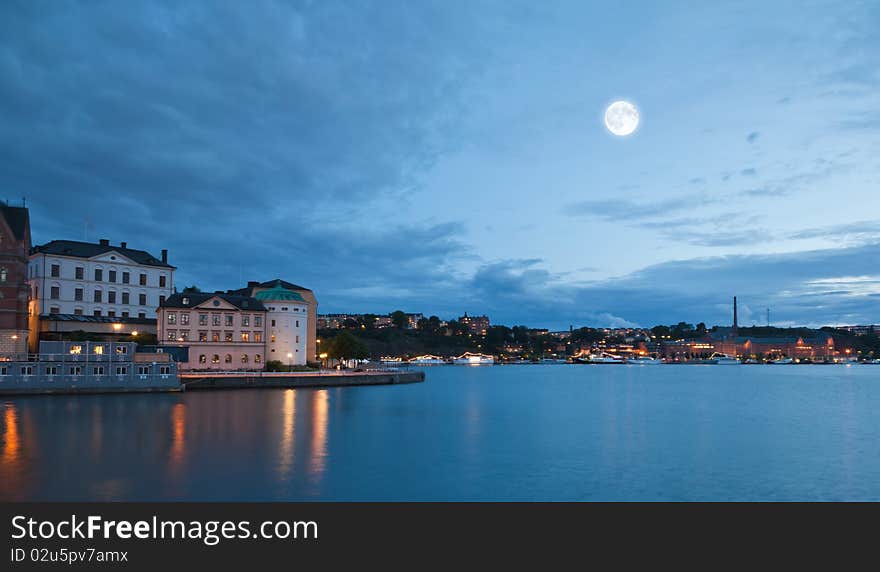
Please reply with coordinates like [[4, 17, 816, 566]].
[[2, 364, 879, 501]]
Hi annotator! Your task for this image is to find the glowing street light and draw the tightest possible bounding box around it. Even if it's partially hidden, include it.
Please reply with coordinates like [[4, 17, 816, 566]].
[[287, 352, 293, 372]]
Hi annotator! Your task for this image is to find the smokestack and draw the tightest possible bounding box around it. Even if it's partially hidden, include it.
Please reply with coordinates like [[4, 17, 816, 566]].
[[99, 238, 109, 246], [733, 296, 738, 334], [161, 249, 168, 264], [120, 241, 127, 249]]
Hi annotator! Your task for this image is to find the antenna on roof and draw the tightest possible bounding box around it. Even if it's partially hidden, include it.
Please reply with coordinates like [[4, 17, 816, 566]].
[[21, 196, 26, 207]]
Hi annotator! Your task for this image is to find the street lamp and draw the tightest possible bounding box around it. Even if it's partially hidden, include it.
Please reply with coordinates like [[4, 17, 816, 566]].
[[287, 352, 293, 372]]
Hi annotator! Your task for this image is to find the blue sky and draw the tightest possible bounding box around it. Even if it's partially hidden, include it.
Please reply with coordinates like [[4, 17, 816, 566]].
[[2, 1, 879, 329]]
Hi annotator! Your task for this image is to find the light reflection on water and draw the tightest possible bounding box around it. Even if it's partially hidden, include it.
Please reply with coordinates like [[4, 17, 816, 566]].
[[1, 365, 879, 501]]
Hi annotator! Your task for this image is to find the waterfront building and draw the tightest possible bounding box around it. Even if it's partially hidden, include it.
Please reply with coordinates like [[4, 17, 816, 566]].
[[254, 283, 309, 366], [157, 292, 266, 371], [459, 312, 490, 336], [232, 279, 316, 364], [28, 238, 174, 351], [0, 203, 31, 357]]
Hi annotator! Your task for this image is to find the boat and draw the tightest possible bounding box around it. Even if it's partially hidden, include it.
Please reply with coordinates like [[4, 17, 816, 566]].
[[768, 357, 793, 364], [629, 356, 662, 365], [579, 352, 625, 364], [452, 352, 495, 365], [709, 352, 740, 365], [408, 355, 447, 365], [379, 356, 404, 365]]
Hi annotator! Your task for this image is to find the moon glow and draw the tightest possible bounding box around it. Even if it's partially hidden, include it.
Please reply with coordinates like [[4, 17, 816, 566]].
[[604, 100, 639, 136]]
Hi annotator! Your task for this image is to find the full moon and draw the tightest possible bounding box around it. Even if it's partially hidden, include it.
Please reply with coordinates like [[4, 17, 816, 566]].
[[604, 100, 639, 136]]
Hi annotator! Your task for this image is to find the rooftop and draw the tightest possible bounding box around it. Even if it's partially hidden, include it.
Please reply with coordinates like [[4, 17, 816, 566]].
[[32, 239, 174, 268]]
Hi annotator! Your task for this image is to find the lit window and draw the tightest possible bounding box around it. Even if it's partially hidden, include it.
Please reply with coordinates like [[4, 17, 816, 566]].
[[212, 355, 220, 364], [225, 354, 232, 363], [225, 315, 234, 326], [255, 355, 262, 364], [241, 332, 250, 342], [255, 332, 262, 343], [0, 267, 6, 282], [69, 345, 82, 355], [116, 345, 128, 354], [181, 313, 190, 325], [199, 314, 208, 326], [199, 355, 206, 364], [168, 313, 177, 325], [241, 354, 249, 364], [94, 346, 104, 355]]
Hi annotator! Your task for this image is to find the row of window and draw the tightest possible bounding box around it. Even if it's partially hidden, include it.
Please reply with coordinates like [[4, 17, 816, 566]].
[[198, 354, 262, 365], [49, 287, 161, 306], [166, 313, 262, 327], [68, 344, 128, 355], [266, 306, 304, 313], [48, 307, 148, 319], [1, 365, 171, 376], [47, 264, 166, 287], [167, 330, 263, 343]]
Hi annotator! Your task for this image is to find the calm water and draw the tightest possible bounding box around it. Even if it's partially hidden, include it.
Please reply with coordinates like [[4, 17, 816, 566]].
[[2, 364, 879, 501]]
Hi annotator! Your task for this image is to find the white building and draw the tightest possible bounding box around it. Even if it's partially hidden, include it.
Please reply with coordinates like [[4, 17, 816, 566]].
[[254, 284, 310, 366], [28, 239, 175, 349]]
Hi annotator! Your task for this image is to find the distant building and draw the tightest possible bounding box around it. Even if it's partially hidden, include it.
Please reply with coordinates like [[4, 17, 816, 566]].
[[459, 312, 490, 336], [0, 203, 31, 356], [28, 238, 174, 350], [158, 292, 267, 370], [838, 325, 878, 336]]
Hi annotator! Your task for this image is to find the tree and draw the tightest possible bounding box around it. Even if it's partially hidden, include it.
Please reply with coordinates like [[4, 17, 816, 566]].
[[182, 285, 201, 293], [325, 331, 369, 364], [390, 310, 408, 329]]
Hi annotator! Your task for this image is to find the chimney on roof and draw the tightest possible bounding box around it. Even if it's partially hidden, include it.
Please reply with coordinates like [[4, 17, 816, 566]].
[[120, 242, 127, 249], [99, 238, 109, 246], [161, 249, 168, 264]]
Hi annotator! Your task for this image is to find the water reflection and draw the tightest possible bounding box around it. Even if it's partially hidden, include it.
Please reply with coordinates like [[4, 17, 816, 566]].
[[309, 390, 329, 480], [276, 390, 296, 483]]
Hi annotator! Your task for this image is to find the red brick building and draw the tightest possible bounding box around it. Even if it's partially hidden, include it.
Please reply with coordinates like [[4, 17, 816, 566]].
[[0, 203, 31, 356]]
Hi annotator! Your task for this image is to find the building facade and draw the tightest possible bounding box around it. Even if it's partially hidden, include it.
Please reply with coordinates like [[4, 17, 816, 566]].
[[234, 280, 316, 364], [0, 203, 31, 356], [459, 313, 490, 336], [254, 285, 309, 366], [157, 292, 267, 371], [28, 239, 175, 350]]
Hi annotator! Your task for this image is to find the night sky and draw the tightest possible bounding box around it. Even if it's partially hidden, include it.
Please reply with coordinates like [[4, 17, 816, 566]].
[[3, 1, 879, 329]]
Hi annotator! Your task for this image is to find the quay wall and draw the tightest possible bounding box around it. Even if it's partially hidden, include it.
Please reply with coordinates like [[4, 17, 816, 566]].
[[182, 369, 425, 390], [0, 375, 182, 395]]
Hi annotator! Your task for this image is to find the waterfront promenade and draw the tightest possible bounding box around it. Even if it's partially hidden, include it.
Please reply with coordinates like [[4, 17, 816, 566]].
[[180, 369, 424, 390]]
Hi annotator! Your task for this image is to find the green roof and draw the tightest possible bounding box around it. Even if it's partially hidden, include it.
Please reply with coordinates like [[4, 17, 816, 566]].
[[253, 286, 306, 302]]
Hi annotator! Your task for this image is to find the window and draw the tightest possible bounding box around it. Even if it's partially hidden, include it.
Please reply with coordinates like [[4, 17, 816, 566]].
[[211, 331, 220, 342], [139, 273, 147, 286], [122, 272, 130, 284], [74, 308, 84, 316], [282, 307, 288, 311], [122, 292, 130, 304], [255, 354, 262, 364], [159, 295, 166, 305], [241, 354, 249, 364], [139, 294, 147, 305], [180, 331, 189, 341], [160, 366, 171, 375], [199, 331, 207, 342], [108, 291, 116, 304], [167, 330, 177, 341], [109, 270, 117, 283], [50, 286, 60, 299], [115, 366, 127, 375], [182, 297, 189, 305], [69, 366, 82, 375], [225, 354, 232, 364], [93, 366, 104, 375], [94, 290, 102, 303], [20, 366, 33, 376], [94, 346, 104, 355], [296, 320, 299, 327], [241, 332, 250, 342], [225, 332, 233, 342], [51, 264, 60, 277], [271, 335, 276, 343], [116, 345, 128, 354], [107, 310, 115, 317], [199, 355, 207, 364], [75, 266, 84, 280], [69, 345, 82, 355], [199, 314, 208, 326], [167, 313, 177, 325], [159, 275, 166, 287], [0, 366, 7, 375], [95, 268, 103, 281], [271, 319, 276, 327], [93, 310, 101, 317], [254, 316, 262, 327], [138, 312, 146, 319], [242, 315, 250, 327], [121, 311, 129, 318], [0, 267, 7, 282], [181, 313, 190, 325], [137, 365, 150, 375], [45, 366, 58, 376], [225, 315, 234, 326], [50, 306, 61, 314], [212, 314, 221, 326], [212, 355, 220, 364], [74, 288, 83, 301], [254, 332, 262, 343], [296, 335, 300, 344]]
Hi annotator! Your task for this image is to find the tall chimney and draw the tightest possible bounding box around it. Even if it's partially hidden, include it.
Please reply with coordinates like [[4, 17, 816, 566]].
[[120, 241, 127, 249], [99, 238, 109, 246], [161, 249, 168, 264], [732, 296, 738, 335]]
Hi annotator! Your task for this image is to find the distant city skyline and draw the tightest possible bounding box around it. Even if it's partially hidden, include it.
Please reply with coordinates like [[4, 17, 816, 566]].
[[4, 1, 879, 329]]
